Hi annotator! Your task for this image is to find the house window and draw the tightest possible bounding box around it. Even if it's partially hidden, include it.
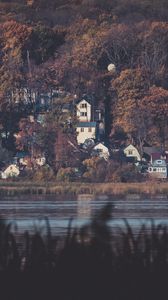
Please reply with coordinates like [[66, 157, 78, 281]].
[[128, 150, 133, 155], [80, 112, 87, 116], [88, 128, 92, 132], [149, 167, 152, 172], [80, 103, 87, 108], [153, 168, 157, 172], [81, 128, 84, 132]]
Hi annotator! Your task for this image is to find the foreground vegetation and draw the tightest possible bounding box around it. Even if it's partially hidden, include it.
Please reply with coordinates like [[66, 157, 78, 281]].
[[0, 181, 167, 196], [1, 203, 168, 299]]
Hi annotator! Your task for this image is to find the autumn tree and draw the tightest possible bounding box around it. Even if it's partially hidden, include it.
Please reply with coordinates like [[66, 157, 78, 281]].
[[0, 102, 28, 151], [141, 86, 168, 147], [15, 117, 42, 157], [82, 157, 107, 182], [35, 99, 82, 171], [0, 20, 32, 99], [139, 22, 168, 87], [25, 24, 66, 65], [0, 140, 13, 167], [112, 68, 150, 151]]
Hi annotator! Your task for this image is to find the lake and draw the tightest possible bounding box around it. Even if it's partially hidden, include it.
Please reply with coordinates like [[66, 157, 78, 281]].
[[0, 194, 168, 237]]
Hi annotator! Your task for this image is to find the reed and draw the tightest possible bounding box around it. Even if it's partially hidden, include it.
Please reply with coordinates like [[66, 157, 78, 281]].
[[0, 203, 168, 299], [0, 181, 167, 196]]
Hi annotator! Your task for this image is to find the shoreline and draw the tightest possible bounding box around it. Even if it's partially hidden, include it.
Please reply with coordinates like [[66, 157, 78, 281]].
[[0, 181, 167, 197]]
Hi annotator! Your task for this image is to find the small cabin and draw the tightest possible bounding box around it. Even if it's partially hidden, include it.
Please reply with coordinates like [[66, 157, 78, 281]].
[[92, 143, 110, 160], [36, 157, 46, 166], [1, 164, 20, 179], [124, 144, 141, 162]]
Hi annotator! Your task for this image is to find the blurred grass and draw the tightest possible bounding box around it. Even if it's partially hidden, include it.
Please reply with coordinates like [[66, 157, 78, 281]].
[[0, 203, 168, 299], [0, 181, 167, 196]]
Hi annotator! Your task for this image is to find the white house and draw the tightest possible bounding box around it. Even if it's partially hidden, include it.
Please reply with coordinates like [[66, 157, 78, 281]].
[[124, 144, 141, 162], [147, 159, 167, 179], [76, 99, 91, 122], [1, 164, 20, 179], [76, 122, 97, 144], [36, 156, 46, 166], [92, 143, 110, 160]]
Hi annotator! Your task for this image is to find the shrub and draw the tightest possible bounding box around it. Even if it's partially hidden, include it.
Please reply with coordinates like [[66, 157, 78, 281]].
[[106, 161, 145, 182], [82, 157, 107, 182], [119, 164, 144, 182], [56, 167, 75, 182], [32, 165, 55, 181], [105, 161, 122, 182]]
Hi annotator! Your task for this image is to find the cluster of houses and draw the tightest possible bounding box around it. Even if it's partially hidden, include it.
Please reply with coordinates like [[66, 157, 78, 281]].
[[1, 92, 168, 180], [75, 97, 168, 179]]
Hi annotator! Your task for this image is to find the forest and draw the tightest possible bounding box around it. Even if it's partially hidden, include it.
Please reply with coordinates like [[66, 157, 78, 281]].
[[0, 0, 168, 181]]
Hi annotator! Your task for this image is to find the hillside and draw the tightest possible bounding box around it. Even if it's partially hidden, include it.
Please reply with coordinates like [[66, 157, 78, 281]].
[[0, 0, 168, 167]]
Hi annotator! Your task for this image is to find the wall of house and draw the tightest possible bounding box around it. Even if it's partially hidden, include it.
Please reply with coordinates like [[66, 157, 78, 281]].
[[147, 159, 167, 179], [148, 166, 167, 179], [94, 144, 109, 160], [36, 157, 46, 166], [76, 127, 96, 144], [76, 100, 91, 122], [124, 145, 141, 161], [1, 165, 20, 179]]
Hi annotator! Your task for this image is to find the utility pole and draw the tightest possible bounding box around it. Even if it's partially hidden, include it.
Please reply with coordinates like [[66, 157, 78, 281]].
[[27, 50, 36, 115], [27, 50, 32, 78]]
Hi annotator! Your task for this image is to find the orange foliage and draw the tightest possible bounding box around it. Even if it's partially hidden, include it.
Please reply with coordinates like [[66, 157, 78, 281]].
[[2, 20, 32, 53]]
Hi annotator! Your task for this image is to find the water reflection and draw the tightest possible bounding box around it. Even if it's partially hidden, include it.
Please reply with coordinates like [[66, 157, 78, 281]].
[[77, 194, 93, 220], [0, 194, 168, 235]]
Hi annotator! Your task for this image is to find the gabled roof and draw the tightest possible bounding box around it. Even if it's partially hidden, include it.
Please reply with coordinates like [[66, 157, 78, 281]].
[[124, 144, 138, 151], [94, 143, 109, 150], [76, 94, 93, 105], [77, 122, 97, 128], [4, 164, 19, 171], [15, 152, 29, 158]]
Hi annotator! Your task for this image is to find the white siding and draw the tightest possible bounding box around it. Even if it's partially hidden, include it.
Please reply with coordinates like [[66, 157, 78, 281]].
[[76, 100, 91, 122], [1, 165, 20, 179], [124, 145, 141, 161], [36, 157, 46, 166], [76, 126, 96, 144], [93, 143, 109, 160]]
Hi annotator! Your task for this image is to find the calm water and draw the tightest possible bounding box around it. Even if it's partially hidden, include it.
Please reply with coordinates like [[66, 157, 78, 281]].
[[0, 194, 168, 236]]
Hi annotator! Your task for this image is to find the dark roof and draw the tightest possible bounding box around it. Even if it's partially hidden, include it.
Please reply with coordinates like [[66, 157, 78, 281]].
[[151, 153, 162, 160], [143, 146, 162, 155], [76, 95, 93, 105], [143, 141, 151, 147], [15, 152, 29, 158], [77, 122, 97, 128], [62, 103, 74, 111]]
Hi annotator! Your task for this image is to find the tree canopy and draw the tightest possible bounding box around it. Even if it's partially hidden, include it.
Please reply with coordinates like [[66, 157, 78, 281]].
[[0, 0, 168, 152]]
